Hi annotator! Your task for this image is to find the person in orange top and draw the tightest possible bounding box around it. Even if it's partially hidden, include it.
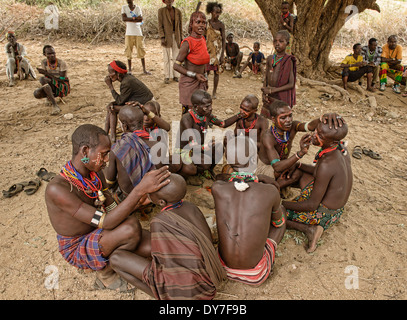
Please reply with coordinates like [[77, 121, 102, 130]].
[[173, 6, 210, 115], [379, 35, 404, 94]]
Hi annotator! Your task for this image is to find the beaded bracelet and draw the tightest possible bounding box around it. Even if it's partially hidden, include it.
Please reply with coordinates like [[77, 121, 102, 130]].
[[270, 158, 280, 166], [105, 201, 118, 213]]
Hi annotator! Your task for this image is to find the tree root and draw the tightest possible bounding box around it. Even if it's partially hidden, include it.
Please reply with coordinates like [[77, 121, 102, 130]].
[[298, 75, 370, 103]]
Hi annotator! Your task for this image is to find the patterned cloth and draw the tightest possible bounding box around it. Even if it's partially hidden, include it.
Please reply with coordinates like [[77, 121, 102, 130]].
[[57, 228, 107, 270], [218, 238, 276, 286], [51, 77, 70, 97], [142, 210, 226, 300], [380, 63, 404, 85], [361, 45, 382, 66], [111, 132, 153, 187], [286, 180, 344, 230]]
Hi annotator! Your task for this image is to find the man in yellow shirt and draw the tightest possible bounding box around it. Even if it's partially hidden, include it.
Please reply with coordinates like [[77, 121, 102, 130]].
[[379, 35, 404, 93], [340, 43, 374, 92]]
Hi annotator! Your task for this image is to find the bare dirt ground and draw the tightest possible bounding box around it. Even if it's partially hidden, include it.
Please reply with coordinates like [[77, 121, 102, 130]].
[[0, 38, 406, 300]]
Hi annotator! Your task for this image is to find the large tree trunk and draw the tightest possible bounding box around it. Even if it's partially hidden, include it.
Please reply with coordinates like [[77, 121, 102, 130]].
[[255, 0, 380, 79]]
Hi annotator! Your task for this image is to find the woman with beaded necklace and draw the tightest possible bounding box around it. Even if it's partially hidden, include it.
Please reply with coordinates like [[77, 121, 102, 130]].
[[173, 2, 210, 115]]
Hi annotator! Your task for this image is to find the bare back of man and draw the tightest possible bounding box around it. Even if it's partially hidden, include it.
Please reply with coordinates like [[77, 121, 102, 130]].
[[212, 181, 283, 269]]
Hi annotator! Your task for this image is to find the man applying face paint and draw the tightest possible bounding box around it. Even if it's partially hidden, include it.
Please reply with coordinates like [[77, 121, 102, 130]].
[[257, 100, 345, 185]]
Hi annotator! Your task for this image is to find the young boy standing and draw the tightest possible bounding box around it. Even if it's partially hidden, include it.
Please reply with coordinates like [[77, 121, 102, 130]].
[[262, 30, 296, 108], [278, 1, 294, 55], [122, 0, 151, 75]]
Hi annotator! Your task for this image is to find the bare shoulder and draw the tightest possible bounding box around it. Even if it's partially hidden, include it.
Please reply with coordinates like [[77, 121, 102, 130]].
[[212, 180, 227, 194], [45, 175, 76, 210], [258, 114, 269, 127], [46, 175, 67, 198]]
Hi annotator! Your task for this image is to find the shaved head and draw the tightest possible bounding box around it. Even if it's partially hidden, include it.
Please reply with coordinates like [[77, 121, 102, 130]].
[[320, 121, 348, 142], [118, 105, 144, 130], [149, 174, 187, 205]]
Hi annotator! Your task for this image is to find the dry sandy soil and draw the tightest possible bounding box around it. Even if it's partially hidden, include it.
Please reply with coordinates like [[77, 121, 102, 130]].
[[0, 37, 406, 301]]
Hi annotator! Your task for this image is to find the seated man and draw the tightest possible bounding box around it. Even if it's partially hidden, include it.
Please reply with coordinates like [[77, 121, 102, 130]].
[[45, 124, 170, 290], [5, 31, 36, 87], [233, 94, 268, 150], [234, 41, 266, 78], [109, 173, 226, 300], [225, 32, 243, 75], [281, 120, 352, 253], [174, 89, 242, 181], [361, 37, 382, 89], [257, 100, 344, 181], [104, 105, 156, 203], [212, 136, 286, 286], [379, 35, 404, 93], [34, 45, 70, 115], [104, 60, 154, 142], [340, 43, 375, 92]]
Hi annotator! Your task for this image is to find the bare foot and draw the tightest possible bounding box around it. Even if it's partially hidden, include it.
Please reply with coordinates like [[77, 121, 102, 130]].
[[51, 105, 61, 115], [304, 225, 324, 253], [143, 70, 151, 75]]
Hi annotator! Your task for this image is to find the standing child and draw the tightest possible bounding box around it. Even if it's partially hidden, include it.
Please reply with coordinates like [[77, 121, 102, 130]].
[[262, 30, 296, 108], [278, 1, 294, 55], [121, 0, 151, 75], [233, 41, 266, 78], [205, 2, 226, 99]]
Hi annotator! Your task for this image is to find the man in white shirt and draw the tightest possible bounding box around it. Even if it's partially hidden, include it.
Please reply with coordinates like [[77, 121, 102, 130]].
[[122, 0, 151, 75]]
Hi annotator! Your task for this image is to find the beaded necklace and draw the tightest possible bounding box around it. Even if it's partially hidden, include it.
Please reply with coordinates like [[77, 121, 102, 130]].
[[313, 142, 345, 164], [60, 161, 102, 199], [270, 122, 290, 158], [367, 50, 376, 62], [47, 58, 58, 70], [189, 109, 207, 133], [240, 114, 258, 133], [281, 12, 290, 20], [161, 200, 184, 212], [228, 172, 259, 183], [143, 123, 158, 132], [133, 130, 151, 140], [271, 54, 285, 69]]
